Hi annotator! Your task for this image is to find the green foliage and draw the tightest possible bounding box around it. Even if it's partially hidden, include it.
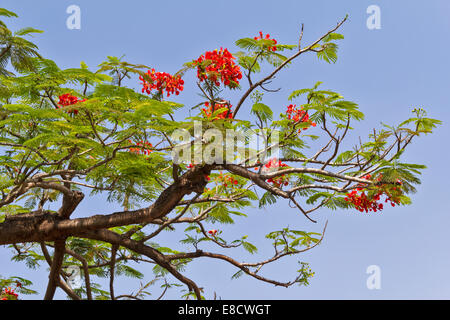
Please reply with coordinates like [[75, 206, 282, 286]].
[[0, 275, 37, 296], [235, 35, 296, 71], [314, 32, 344, 64], [295, 262, 315, 286], [251, 103, 273, 122], [266, 227, 322, 252], [259, 191, 277, 208], [398, 108, 442, 134], [0, 9, 42, 76], [97, 55, 149, 86], [241, 240, 258, 254], [0, 8, 18, 18]]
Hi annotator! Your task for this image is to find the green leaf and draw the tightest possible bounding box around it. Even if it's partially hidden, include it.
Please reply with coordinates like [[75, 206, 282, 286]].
[[0, 8, 18, 18], [14, 27, 43, 36], [317, 44, 337, 63], [259, 191, 277, 208], [231, 270, 244, 280], [251, 103, 273, 122], [323, 33, 344, 42], [241, 241, 258, 254], [235, 38, 260, 51]]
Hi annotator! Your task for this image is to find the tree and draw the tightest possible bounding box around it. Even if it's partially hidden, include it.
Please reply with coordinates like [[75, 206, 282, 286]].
[[0, 9, 441, 300]]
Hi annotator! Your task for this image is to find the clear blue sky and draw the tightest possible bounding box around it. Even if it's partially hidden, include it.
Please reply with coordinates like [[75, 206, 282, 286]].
[[1, 0, 449, 299]]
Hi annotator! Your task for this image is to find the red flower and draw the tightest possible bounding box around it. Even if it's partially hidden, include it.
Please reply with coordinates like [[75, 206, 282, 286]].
[[194, 48, 242, 88], [344, 174, 403, 213], [254, 31, 278, 52], [1, 287, 19, 300], [57, 93, 86, 114], [215, 172, 239, 188], [208, 229, 218, 237], [128, 139, 153, 155], [140, 69, 184, 97], [264, 158, 288, 170], [286, 104, 316, 132], [202, 101, 233, 120], [263, 158, 289, 188]]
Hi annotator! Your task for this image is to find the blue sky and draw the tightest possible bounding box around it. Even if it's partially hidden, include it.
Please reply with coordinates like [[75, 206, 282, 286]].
[[1, 0, 449, 299]]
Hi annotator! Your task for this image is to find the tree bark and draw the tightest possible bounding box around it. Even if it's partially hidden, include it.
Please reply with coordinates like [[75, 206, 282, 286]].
[[0, 166, 210, 245], [43, 238, 66, 300]]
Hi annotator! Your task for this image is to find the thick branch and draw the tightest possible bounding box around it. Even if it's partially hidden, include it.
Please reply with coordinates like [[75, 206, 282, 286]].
[[43, 238, 66, 300], [72, 228, 203, 300]]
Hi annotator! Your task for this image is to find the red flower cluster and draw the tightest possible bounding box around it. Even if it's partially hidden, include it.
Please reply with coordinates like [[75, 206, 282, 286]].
[[254, 31, 278, 52], [344, 174, 403, 213], [140, 69, 184, 97], [194, 48, 242, 88], [128, 140, 153, 155], [57, 93, 86, 114], [345, 189, 384, 213], [1, 287, 18, 300], [202, 101, 233, 120], [263, 158, 288, 169], [261, 158, 289, 188], [216, 172, 239, 188], [208, 229, 218, 237], [286, 104, 316, 131]]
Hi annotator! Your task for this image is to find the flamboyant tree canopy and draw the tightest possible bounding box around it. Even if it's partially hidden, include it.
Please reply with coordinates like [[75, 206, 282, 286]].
[[0, 8, 440, 300]]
